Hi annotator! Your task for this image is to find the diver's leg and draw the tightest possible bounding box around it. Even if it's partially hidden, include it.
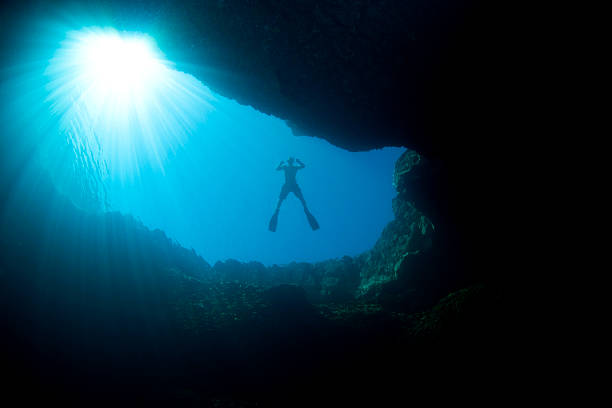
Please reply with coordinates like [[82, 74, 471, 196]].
[[293, 185, 308, 211], [270, 185, 289, 232], [276, 184, 290, 212], [293, 186, 319, 230]]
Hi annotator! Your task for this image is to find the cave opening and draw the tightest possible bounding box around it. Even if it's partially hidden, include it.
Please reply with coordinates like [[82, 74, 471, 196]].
[[0, 3, 515, 404], [37, 27, 406, 266]]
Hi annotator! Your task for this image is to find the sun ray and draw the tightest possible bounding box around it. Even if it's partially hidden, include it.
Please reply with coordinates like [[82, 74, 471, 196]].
[[44, 27, 213, 203]]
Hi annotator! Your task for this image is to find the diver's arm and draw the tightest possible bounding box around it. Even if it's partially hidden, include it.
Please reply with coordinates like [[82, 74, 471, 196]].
[[296, 158, 305, 169], [276, 161, 285, 171]]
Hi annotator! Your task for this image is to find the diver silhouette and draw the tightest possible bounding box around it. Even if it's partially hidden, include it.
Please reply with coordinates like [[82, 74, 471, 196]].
[[269, 157, 319, 232]]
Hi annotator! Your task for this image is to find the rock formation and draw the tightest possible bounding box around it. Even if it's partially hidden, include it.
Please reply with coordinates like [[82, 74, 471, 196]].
[[0, 1, 527, 404], [210, 149, 438, 310]]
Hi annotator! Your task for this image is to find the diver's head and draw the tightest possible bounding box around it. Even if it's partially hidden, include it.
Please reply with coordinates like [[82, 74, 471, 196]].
[[287, 157, 295, 165]]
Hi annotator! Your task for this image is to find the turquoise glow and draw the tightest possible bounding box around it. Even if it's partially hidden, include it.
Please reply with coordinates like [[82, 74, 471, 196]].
[[44, 27, 213, 180], [9, 26, 404, 266]]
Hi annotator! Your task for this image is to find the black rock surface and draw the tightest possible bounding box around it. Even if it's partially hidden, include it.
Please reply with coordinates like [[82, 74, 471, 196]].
[[0, 1, 531, 404]]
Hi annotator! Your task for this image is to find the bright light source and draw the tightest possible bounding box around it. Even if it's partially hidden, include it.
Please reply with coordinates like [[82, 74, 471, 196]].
[[58, 29, 166, 109], [79, 33, 163, 96], [44, 27, 213, 180]]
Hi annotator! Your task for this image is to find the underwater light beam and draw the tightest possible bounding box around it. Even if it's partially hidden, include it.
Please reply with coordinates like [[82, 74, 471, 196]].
[[44, 28, 213, 184], [78, 33, 163, 101]]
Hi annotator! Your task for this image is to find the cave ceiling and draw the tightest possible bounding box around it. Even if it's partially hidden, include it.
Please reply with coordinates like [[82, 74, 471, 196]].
[[88, 0, 480, 156], [1, 0, 488, 156]]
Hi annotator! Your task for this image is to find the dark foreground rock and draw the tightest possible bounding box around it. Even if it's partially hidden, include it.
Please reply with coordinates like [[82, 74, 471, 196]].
[[0, 173, 515, 406], [0, 1, 532, 404]]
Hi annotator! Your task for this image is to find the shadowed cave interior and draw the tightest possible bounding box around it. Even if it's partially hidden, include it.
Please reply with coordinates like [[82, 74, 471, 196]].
[[0, 1, 530, 406]]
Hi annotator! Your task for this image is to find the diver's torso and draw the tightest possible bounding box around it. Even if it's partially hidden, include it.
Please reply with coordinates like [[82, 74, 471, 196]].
[[284, 167, 299, 185]]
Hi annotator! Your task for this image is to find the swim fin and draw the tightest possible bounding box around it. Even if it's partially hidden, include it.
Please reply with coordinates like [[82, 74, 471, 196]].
[[269, 211, 279, 232], [305, 209, 320, 231]]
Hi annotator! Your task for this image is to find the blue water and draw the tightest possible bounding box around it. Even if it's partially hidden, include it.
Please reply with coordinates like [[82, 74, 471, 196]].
[[104, 102, 404, 265], [5, 26, 405, 266]]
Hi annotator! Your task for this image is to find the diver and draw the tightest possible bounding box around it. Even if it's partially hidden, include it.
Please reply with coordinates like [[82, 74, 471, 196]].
[[269, 157, 319, 232]]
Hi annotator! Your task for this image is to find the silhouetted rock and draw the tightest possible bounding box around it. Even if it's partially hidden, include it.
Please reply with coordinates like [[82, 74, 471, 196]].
[[356, 151, 434, 299], [213, 259, 267, 283], [0, 1, 524, 404], [262, 284, 317, 323]]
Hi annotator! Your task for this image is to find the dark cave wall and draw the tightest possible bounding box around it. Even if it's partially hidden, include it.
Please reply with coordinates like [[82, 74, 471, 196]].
[[101, 0, 515, 284], [0, 4, 527, 402], [2, 0, 479, 154], [144, 0, 469, 154], [1, 0, 517, 286]]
